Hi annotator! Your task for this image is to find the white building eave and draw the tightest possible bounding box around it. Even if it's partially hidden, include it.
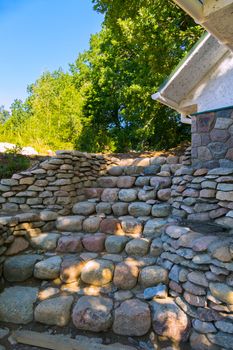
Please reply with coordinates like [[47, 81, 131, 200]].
[[152, 33, 229, 116], [172, 0, 233, 52]]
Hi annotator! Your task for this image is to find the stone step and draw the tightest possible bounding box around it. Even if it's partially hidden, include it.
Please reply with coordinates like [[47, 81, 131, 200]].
[[83, 185, 171, 202], [0, 284, 189, 341], [3, 237, 168, 285], [55, 213, 171, 237], [14, 216, 169, 259], [106, 157, 182, 177], [95, 174, 173, 189], [71, 201, 171, 219]]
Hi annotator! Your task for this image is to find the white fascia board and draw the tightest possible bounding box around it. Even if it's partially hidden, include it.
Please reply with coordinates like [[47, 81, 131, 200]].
[[172, 0, 203, 22], [153, 34, 228, 110]]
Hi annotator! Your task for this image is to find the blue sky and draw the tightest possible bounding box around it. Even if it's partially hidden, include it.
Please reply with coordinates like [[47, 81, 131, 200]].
[[0, 0, 103, 109]]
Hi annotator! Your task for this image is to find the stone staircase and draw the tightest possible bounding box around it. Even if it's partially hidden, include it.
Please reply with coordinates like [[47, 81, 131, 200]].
[[1, 154, 233, 350], [0, 157, 185, 350]]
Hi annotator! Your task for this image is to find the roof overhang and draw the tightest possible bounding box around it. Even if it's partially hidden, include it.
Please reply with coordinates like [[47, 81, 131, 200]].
[[172, 0, 233, 51], [152, 33, 229, 116]]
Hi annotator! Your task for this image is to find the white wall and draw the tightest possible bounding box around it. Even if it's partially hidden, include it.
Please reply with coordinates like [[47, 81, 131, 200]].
[[180, 51, 233, 113]]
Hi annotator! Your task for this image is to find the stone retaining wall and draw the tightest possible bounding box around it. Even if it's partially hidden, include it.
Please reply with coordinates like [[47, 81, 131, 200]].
[[1, 150, 233, 349], [0, 151, 182, 215], [171, 166, 233, 227], [191, 108, 233, 169], [160, 223, 233, 349], [0, 151, 121, 215]]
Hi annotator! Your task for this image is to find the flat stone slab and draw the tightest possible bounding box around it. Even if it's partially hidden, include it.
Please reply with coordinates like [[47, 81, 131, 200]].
[[0, 286, 38, 324], [4, 254, 42, 282], [209, 283, 233, 304], [72, 296, 113, 332], [35, 296, 73, 326]]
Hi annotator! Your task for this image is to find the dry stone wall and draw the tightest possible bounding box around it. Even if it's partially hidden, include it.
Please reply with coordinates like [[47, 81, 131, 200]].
[[171, 166, 233, 227], [0, 151, 121, 215], [0, 149, 233, 349], [192, 108, 233, 169]]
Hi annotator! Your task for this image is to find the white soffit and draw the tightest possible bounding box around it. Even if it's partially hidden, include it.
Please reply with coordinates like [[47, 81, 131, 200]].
[[172, 0, 233, 51], [152, 33, 228, 111]]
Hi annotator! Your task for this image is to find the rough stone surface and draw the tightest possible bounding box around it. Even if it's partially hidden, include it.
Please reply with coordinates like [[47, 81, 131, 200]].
[[40, 211, 58, 221], [0, 286, 38, 324], [56, 235, 83, 253], [128, 202, 151, 217], [35, 296, 73, 326], [82, 233, 106, 252], [105, 236, 128, 253], [83, 216, 102, 233], [151, 298, 190, 342], [121, 218, 143, 235], [117, 176, 135, 188], [208, 332, 233, 349], [96, 202, 112, 215], [56, 216, 84, 232], [192, 319, 217, 334], [112, 202, 129, 216], [150, 176, 171, 189], [4, 254, 41, 282], [72, 296, 113, 332], [73, 202, 96, 215], [100, 218, 123, 235], [144, 284, 167, 300], [125, 238, 150, 256], [166, 225, 190, 239], [60, 256, 84, 283], [187, 271, 208, 287], [98, 177, 118, 188], [30, 233, 60, 251], [138, 189, 156, 201], [151, 203, 171, 217], [101, 188, 119, 202], [215, 320, 233, 333], [190, 331, 219, 350], [5, 237, 29, 256], [157, 188, 171, 201], [139, 265, 168, 287], [113, 299, 151, 336], [81, 259, 114, 286], [34, 256, 62, 280], [209, 283, 233, 304], [113, 262, 139, 289], [143, 219, 167, 236], [118, 189, 138, 202]]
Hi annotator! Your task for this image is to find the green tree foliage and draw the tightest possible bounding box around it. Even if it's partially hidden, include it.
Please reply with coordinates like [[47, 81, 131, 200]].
[[0, 71, 83, 151], [0, 0, 203, 153], [73, 0, 203, 152], [0, 106, 10, 125], [25, 70, 83, 150], [0, 100, 31, 143]]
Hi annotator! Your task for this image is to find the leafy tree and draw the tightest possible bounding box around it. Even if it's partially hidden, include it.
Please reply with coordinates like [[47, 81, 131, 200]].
[[0, 71, 83, 151], [0, 106, 10, 125], [0, 100, 31, 144], [73, 0, 203, 152], [25, 70, 83, 150]]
